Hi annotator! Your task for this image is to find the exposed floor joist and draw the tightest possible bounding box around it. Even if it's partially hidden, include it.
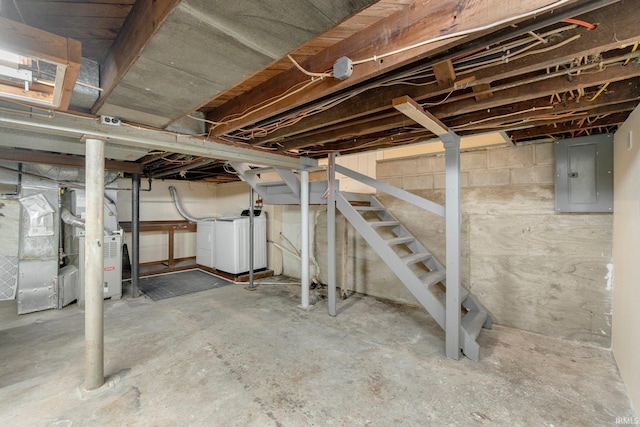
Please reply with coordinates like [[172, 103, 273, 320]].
[[92, 0, 182, 114], [240, 1, 640, 149], [207, 0, 580, 136], [0, 0, 637, 181]]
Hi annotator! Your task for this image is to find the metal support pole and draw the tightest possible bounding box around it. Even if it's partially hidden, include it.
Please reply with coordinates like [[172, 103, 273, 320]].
[[300, 169, 310, 308], [249, 187, 255, 288], [443, 133, 461, 360], [131, 173, 140, 299], [84, 136, 105, 390], [327, 153, 337, 316]]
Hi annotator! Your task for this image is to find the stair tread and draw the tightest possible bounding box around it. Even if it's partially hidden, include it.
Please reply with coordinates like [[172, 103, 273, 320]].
[[256, 181, 288, 187], [400, 252, 431, 265], [339, 191, 492, 359], [385, 236, 415, 246], [437, 286, 470, 306], [245, 167, 274, 175], [355, 206, 386, 211], [419, 270, 446, 287], [368, 220, 400, 227], [462, 310, 489, 341]]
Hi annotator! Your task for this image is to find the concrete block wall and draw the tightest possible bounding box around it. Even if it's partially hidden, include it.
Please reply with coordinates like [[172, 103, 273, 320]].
[[300, 143, 613, 347], [378, 143, 555, 190]]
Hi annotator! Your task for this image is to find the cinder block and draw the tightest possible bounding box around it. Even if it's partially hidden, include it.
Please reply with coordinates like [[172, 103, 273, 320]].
[[488, 145, 534, 168], [399, 158, 418, 172], [534, 164, 554, 184], [511, 164, 554, 185], [416, 157, 432, 174], [511, 166, 536, 185], [386, 161, 403, 177], [382, 176, 403, 188], [534, 142, 554, 164], [431, 155, 445, 172], [468, 168, 510, 187], [461, 151, 487, 171], [433, 172, 469, 188], [403, 174, 433, 190], [377, 161, 391, 177], [387, 158, 417, 177]]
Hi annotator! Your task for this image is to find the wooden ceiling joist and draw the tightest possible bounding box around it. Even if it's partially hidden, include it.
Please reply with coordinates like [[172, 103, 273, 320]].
[[446, 79, 640, 130], [277, 61, 640, 152], [207, 0, 580, 136], [92, 0, 182, 114], [244, 0, 640, 147], [393, 95, 450, 136], [509, 111, 630, 140]]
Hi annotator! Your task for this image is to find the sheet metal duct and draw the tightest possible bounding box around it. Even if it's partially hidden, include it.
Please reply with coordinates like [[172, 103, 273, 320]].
[[17, 177, 60, 314]]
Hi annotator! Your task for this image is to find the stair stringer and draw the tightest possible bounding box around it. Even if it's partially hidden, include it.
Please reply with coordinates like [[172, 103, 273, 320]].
[[229, 163, 370, 205], [336, 193, 446, 329], [338, 192, 491, 361]]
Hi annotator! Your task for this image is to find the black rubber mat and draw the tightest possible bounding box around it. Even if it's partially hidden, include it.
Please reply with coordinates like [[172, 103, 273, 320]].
[[138, 269, 233, 301]]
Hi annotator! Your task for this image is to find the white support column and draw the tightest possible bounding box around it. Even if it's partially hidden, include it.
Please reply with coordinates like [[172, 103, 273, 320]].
[[327, 154, 337, 316], [83, 136, 105, 390], [443, 132, 461, 360], [131, 173, 140, 299], [300, 169, 310, 308]]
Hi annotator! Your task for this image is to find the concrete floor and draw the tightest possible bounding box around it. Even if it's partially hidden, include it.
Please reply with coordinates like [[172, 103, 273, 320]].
[[0, 277, 634, 426]]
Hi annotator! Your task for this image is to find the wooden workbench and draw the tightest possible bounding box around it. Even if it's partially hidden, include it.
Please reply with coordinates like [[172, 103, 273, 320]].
[[119, 220, 197, 270]]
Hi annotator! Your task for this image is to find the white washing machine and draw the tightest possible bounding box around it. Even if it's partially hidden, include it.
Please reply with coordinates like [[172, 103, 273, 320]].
[[215, 212, 266, 274]]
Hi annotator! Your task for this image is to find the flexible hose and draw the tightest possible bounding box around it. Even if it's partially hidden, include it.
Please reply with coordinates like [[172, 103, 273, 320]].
[[168, 186, 217, 223]]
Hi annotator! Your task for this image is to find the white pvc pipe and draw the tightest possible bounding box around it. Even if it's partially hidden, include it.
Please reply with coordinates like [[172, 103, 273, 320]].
[[84, 137, 105, 390], [300, 169, 310, 308]]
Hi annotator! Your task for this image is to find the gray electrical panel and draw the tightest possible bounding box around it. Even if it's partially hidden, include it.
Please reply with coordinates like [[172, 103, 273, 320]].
[[554, 134, 613, 213]]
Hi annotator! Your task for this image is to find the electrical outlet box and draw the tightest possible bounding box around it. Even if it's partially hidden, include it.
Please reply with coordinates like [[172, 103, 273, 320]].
[[100, 115, 121, 126], [333, 56, 353, 80]]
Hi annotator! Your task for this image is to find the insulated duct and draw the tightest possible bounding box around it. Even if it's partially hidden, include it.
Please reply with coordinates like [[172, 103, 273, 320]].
[[60, 207, 115, 234], [60, 208, 85, 229], [168, 186, 217, 223]]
